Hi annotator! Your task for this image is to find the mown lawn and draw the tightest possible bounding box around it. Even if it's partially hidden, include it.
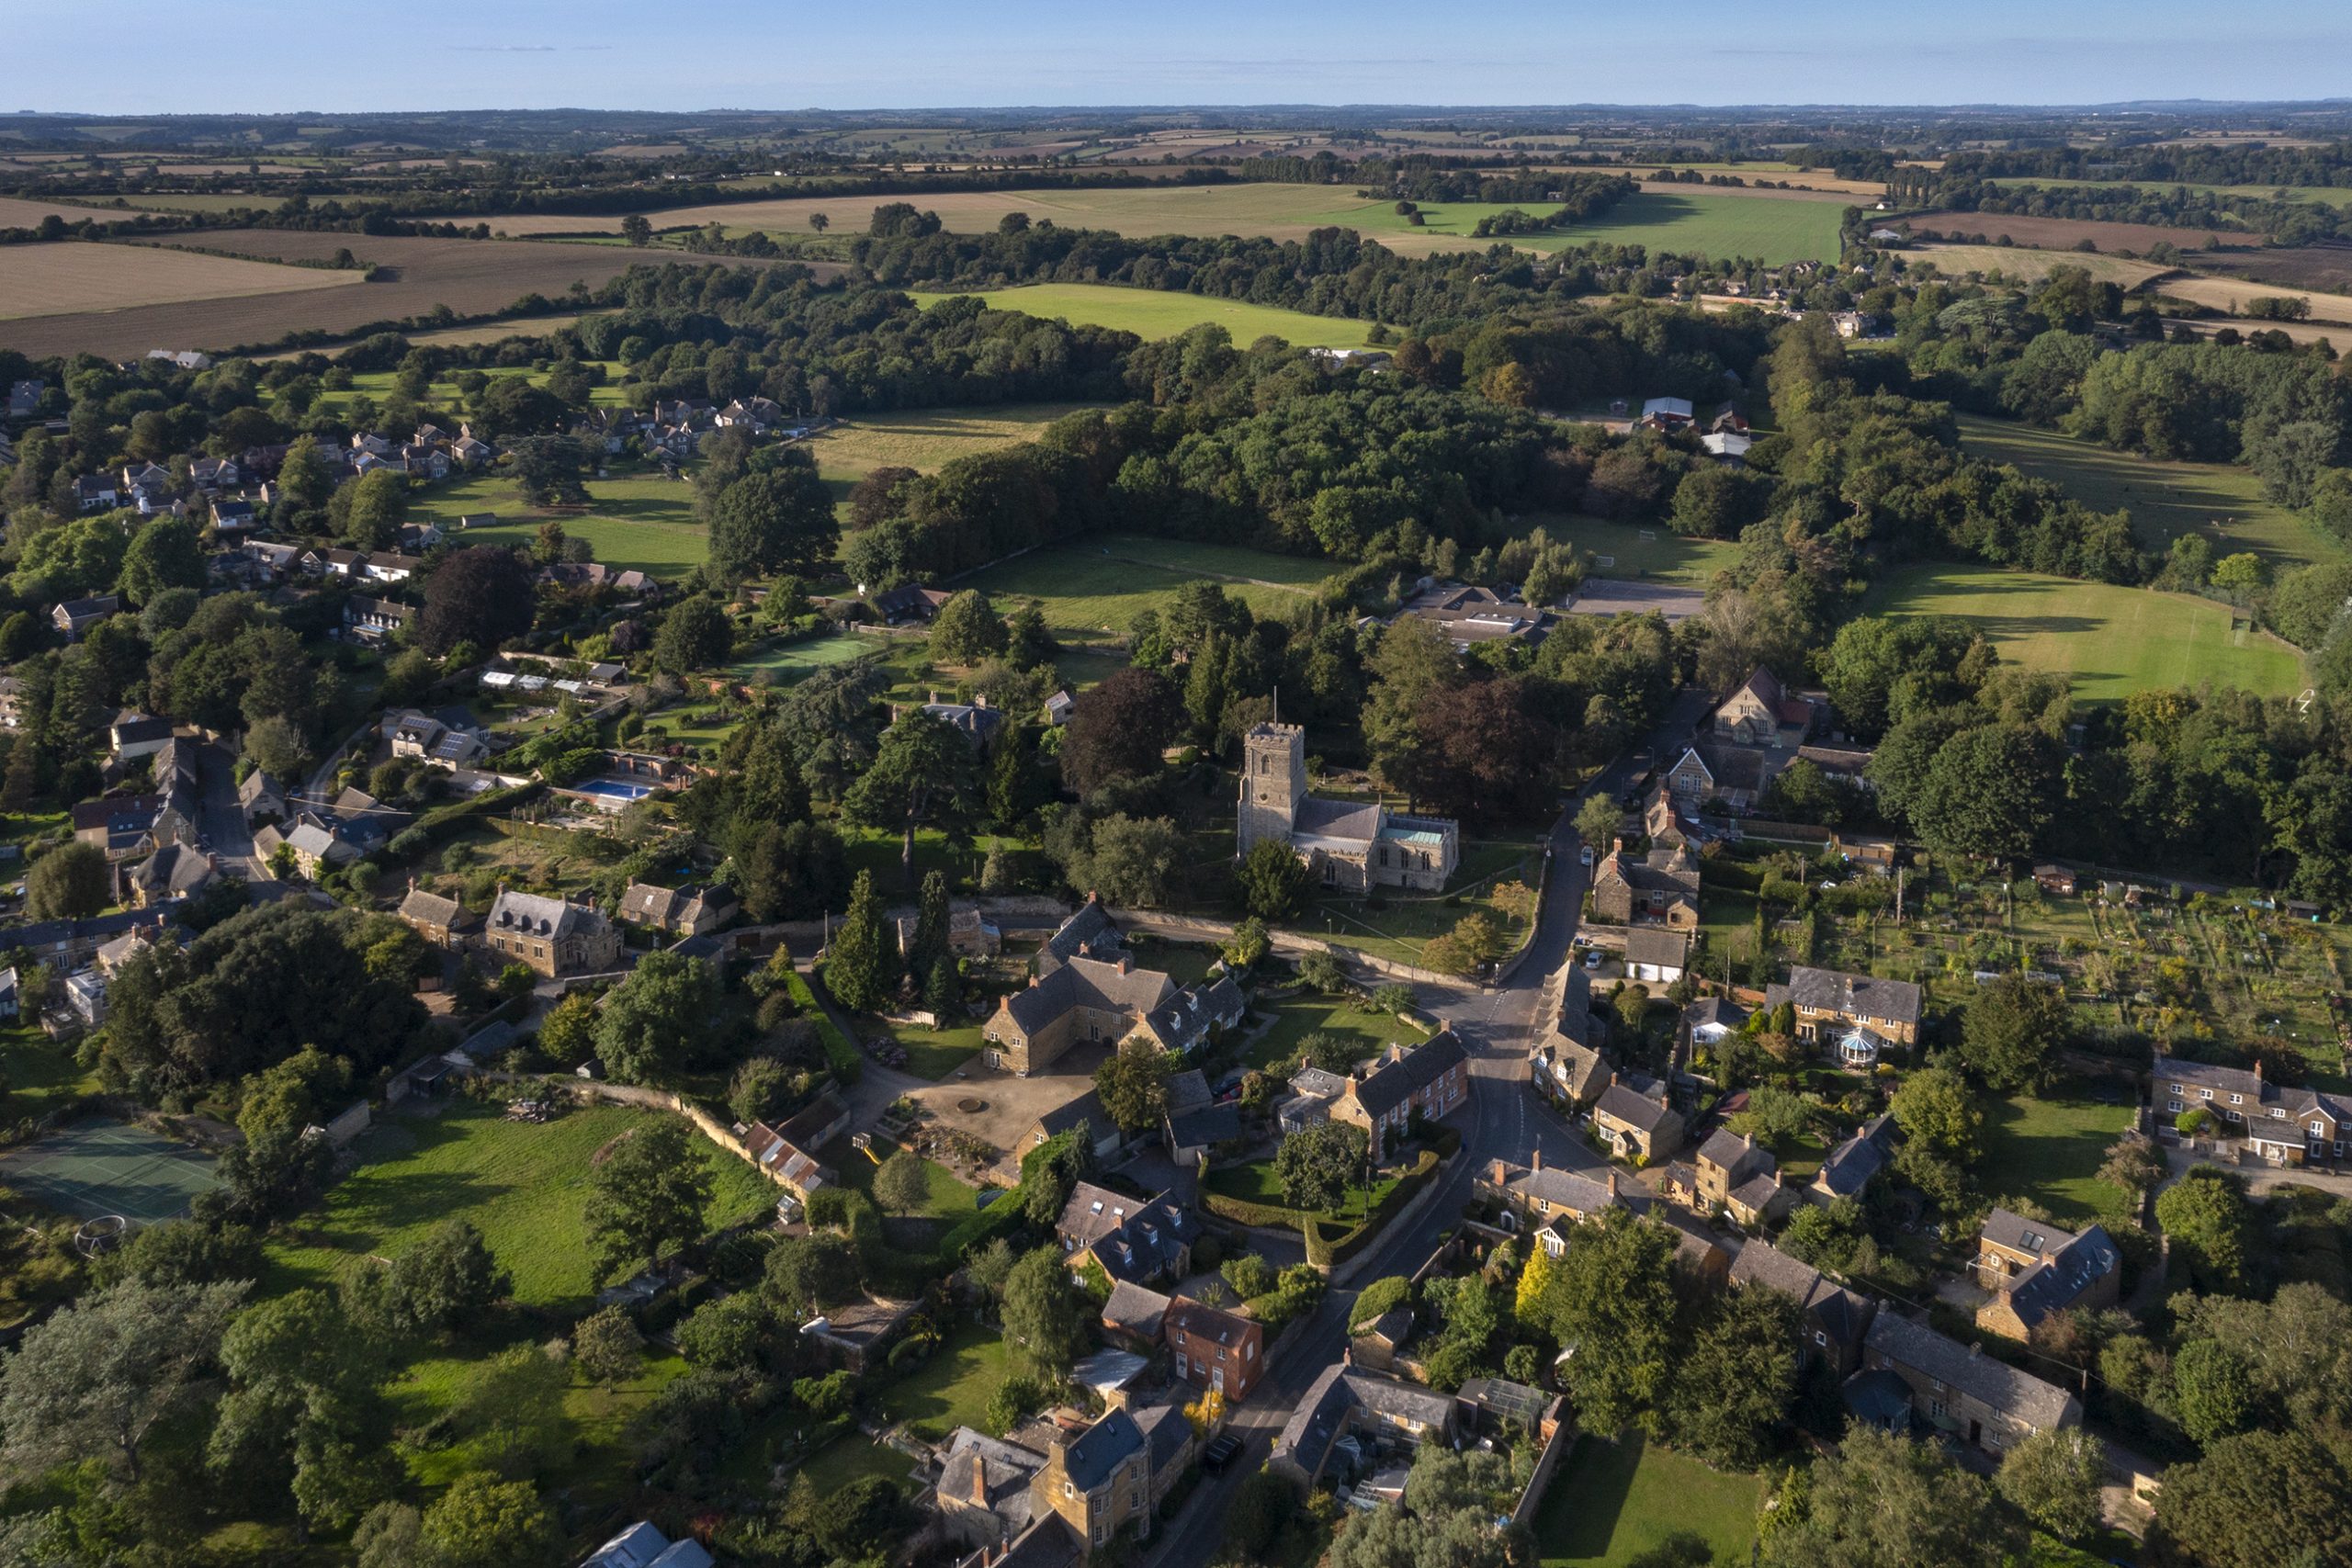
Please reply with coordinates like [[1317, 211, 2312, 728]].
[[407, 468, 708, 579], [874, 1319, 1009, 1440], [1521, 514, 1744, 585], [723, 632, 879, 685], [1978, 1082, 2136, 1226], [0, 1024, 101, 1123], [964, 536, 1326, 642], [822, 1134, 978, 1224], [1957, 412, 2338, 570], [805, 402, 1102, 515], [1865, 561, 2307, 703], [1533, 1435, 1764, 1568], [1244, 990, 1427, 1072], [889, 1023, 989, 1082], [265, 1098, 776, 1313]]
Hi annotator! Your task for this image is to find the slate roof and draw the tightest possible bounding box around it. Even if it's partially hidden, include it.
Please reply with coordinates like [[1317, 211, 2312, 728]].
[[1350, 1029, 1468, 1119], [1167, 1101, 1241, 1149], [1683, 996, 1747, 1034], [1595, 1078, 1676, 1134], [1293, 795, 1383, 845], [1777, 966, 1923, 1027], [397, 886, 468, 930], [1163, 1296, 1255, 1352], [1698, 1127, 1768, 1175], [1042, 897, 1123, 970], [1494, 1160, 1620, 1218], [1035, 1088, 1114, 1144], [1864, 1312, 2078, 1431], [1983, 1211, 2120, 1332], [1061, 1407, 1145, 1491], [937, 1427, 1046, 1529], [1102, 1280, 1173, 1339], [125, 843, 212, 899], [2153, 1053, 2267, 1102], [1002, 954, 1174, 1037], [1057, 1184, 1197, 1283], [1624, 928, 1690, 970], [1815, 1114, 1899, 1199], [487, 888, 601, 942]]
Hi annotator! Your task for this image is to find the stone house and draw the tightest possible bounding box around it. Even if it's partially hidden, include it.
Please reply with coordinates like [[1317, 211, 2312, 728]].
[[1237, 721, 1457, 894], [1591, 1074, 1685, 1163], [1590, 840, 1700, 929], [1810, 1114, 1899, 1205], [1971, 1209, 2120, 1342], [396, 883, 479, 947], [1851, 1312, 2081, 1455], [619, 881, 740, 937], [480, 888, 621, 978], [1729, 1239, 1878, 1377], [1477, 1155, 1624, 1257], [1765, 966, 1923, 1065], [982, 953, 1177, 1077], [1054, 1183, 1198, 1287], [1692, 1127, 1789, 1226], [1272, 1362, 1456, 1493], [1528, 963, 1608, 1111]]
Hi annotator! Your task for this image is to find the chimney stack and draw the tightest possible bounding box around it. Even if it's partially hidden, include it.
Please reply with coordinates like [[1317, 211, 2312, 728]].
[[970, 1452, 989, 1506], [1532, 1148, 1542, 1172], [1606, 1171, 1620, 1200]]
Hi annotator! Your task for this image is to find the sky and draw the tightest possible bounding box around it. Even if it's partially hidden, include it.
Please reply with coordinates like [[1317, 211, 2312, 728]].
[[12, 0, 2352, 114]]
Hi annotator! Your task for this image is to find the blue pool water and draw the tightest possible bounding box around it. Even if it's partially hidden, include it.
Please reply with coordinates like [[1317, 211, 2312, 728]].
[[575, 777, 654, 800]]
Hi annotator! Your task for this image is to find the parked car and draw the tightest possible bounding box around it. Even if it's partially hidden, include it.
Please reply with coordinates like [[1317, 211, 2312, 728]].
[[1202, 1433, 1244, 1473], [1583, 949, 1604, 970]]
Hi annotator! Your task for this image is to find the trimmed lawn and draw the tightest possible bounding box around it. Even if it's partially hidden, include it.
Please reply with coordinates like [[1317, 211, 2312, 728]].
[[823, 1134, 978, 1224], [965, 535, 1329, 642], [1204, 1157, 1400, 1227], [1305, 836, 1544, 967], [891, 1023, 989, 1082], [1534, 1435, 1764, 1568], [875, 1319, 1009, 1440], [395, 1337, 689, 1492], [1865, 560, 2307, 703], [724, 632, 880, 685], [805, 402, 1103, 516], [1523, 513, 1743, 585], [1958, 412, 2338, 570], [1245, 990, 1428, 1072], [915, 283, 1383, 348], [1978, 1082, 2136, 1226], [265, 1099, 776, 1313], [796, 1430, 917, 1494]]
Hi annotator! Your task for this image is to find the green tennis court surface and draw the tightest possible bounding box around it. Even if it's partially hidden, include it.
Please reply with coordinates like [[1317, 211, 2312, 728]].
[[0, 1119, 221, 1225]]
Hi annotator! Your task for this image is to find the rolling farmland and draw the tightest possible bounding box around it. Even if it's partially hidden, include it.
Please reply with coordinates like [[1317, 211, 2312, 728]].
[[0, 239, 364, 323]]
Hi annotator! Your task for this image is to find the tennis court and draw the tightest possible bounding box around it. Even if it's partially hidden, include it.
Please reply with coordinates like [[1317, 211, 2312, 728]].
[[0, 1119, 221, 1225]]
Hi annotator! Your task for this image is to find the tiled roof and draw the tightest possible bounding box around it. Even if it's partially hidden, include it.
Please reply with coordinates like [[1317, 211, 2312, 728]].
[[1595, 1079, 1675, 1134], [1781, 966, 1923, 1026], [1002, 954, 1174, 1036], [1815, 1114, 1899, 1198], [1865, 1312, 2077, 1430], [1061, 1407, 1144, 1491], [1042, 897, 1123, 968]]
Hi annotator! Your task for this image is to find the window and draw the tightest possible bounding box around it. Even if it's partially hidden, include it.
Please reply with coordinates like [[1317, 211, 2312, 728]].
[[2231, 1094, 2244, 1106], [2169, 1083, 2184, 1095], [2167, 1100, 2183, 1113], [1814, 1330, 1828, 1346], [2201, 1089, 2214, 1100]]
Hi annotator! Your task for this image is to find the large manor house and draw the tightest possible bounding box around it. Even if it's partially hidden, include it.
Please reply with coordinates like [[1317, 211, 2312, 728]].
[[1236, 722, 1459, 893]]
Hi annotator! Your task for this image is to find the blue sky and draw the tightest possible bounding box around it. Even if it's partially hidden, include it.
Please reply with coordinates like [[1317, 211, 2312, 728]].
[[13, 0, 2351, 113]]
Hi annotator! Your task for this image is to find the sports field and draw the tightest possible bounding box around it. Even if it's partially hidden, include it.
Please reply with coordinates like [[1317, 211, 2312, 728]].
[[914, 284, 1378, 348], [964, 533, 1331, 640], [1868, 561, 2307, 702], [808, 401, 1102, 513], [463, 181, 1846, 265], [0, 1119, 222, 1224], [0, 239, 363, 321], [409, 470, 707, 579], [1957, 412, 2340, 570]]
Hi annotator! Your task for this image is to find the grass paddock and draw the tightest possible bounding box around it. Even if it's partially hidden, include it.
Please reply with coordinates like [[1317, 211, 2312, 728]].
[[1533, 1434, 1763, 1567]]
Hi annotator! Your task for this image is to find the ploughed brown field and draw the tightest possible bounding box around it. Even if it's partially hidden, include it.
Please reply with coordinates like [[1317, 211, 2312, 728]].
[[1903, 209, 2253, 253], [2195, 243, 2352, 297], [0, 231, 837, 359]]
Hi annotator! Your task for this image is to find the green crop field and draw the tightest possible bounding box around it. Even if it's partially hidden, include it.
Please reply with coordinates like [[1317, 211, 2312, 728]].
[[964, 533, 1331, 640], [1521, 513, 1743, 584], [1958, 412, 2339, 570], [915, 283, 1380, 348], [1867, 561, 2307, 702], [266, 1099, 775, 1313], [1535, 1436, 1764, 1568], [1379, 189, 1849, 265], [408, 468, 708, 578]]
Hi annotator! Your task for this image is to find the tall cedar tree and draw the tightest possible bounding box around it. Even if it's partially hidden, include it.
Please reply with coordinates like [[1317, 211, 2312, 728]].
[[842, 711, 980, 886], [907, 870, 952, 981], [825, 870, 899, 1012], [418, 547, 536, 655]]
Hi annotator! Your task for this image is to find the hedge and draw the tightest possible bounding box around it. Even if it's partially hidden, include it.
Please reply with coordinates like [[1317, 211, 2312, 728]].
[[1306, 1150, 1441, 1269], [1201, 1190, 1295, 1229], [787, 970, 862, 1086], [934, 1128, 1082, 1263], [406, 782, 547, 852]]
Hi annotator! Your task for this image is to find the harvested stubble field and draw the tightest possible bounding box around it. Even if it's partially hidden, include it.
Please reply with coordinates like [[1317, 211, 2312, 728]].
[[0, 195, 166, 228], [2154, 273, 2352, 325], [1907, 243, 2176, 288], [916, 283, 1379, 347], [0, 230, 830, 360], [0, 239, 364, 323], [1903, 209, 2248, 252]]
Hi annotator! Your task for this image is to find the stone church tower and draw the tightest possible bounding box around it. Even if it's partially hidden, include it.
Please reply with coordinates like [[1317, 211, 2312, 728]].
[[1237, 722, 1306, 859]]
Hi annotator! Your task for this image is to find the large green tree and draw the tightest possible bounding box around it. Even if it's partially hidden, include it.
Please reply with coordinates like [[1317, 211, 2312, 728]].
[[1995, 1427, 2104, 1544], [25, 840, 108, 920], [1961, 974, 2069, 1092], [2153, 1430, 2352, 1568], [2155, 1165, 2254, 1292], [707, 467, 838, 581], [1274, 1119, 1365, 1214], [0, 1280, 246, 1483], [582, 1118, 714, 1285], [1235, 840, 1314, 921], [1093, 1050, 1170, 1135], [1000, 1245, 1090, 1378], [823, 869, 899, 1013], [842, 710, 980, 887], [652, 596, 733, 674], [117, 515, 206, 605], [1534, 1206, 1679, 1434], [594, 951, 721, 1083], [382, 1220, 512, 1335], [1667, 1283, 1801, 1468], [1758, 1427, 2021, 1568]]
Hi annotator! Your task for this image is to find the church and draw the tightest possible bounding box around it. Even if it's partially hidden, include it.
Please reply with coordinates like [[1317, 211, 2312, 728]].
[[1237, 722, 1460, 893]]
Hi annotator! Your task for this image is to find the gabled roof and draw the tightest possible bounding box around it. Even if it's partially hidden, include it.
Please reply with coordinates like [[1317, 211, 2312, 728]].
[[1777, 966, 1923, 1026], [1042, 897, 1123, 969], [1595, 1078, 1676, 1134], [1864, 1312, 2077, 1430], [486, 888, 604, 942], [1624, 928, 1689, 969], [1815, 1114, 1899, 1198], [1697, 1127, 1769, 1176], [398, 886, 468, 929], [1102, 1279, 1173, 1338], [1163, 1295, 1257, 1350], [1002, 953, 1175, 1037], [1061, 1407, 1145, 1491], [1349, 1030, 1466, 1119]]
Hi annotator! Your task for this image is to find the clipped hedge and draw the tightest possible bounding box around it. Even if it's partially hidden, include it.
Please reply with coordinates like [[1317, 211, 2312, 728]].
[[407, 782, 546, 852], [787, 970, 862, 1085], [1201, 1190, 1295, 1229], [1307, 1150, 1441, 1269]]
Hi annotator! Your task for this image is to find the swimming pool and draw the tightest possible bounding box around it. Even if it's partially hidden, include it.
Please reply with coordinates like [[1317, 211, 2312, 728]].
[[574, 777, 655, 802]]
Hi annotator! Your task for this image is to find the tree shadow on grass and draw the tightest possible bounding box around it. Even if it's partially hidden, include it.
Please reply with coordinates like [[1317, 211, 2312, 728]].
[[1533, 1432, 1644, 1562]]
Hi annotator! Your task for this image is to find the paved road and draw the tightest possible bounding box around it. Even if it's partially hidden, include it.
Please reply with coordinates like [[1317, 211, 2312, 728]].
[[1142, 694, 1710, 1568], [193, 740, 266, 880]]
